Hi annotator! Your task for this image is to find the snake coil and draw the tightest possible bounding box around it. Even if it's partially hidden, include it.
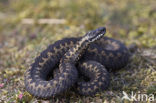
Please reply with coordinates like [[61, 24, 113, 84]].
[[24, 27, 130, 99]]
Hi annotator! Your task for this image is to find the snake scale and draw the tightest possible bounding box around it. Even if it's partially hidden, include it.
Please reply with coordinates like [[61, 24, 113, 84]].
[[24, 27, 130, 99]]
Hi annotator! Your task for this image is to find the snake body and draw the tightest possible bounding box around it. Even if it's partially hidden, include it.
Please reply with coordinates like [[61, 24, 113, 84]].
[[24, 27, 130, 99]]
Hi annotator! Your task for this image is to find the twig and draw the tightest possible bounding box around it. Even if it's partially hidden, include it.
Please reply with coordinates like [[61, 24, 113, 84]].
[[21, 18, 66, 24]]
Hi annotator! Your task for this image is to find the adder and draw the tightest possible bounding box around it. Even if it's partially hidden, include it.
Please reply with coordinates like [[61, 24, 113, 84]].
[[24, 27, 130, 99]]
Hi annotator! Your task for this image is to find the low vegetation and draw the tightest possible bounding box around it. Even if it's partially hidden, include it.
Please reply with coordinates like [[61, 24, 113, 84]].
[[0, 0, 155, 102]]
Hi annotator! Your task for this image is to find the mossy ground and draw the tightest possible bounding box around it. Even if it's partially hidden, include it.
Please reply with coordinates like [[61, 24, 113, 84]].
[[0, 0, 155, 103]]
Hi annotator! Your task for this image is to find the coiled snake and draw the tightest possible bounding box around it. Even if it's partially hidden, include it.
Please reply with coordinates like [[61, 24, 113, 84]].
[[24, 27, 130, 99]]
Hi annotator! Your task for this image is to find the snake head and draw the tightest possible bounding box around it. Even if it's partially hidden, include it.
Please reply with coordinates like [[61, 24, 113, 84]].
[[85, 27, 106, 43]]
